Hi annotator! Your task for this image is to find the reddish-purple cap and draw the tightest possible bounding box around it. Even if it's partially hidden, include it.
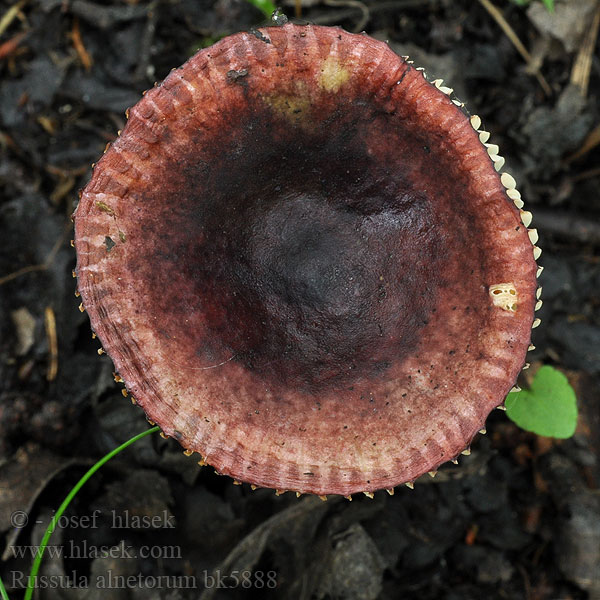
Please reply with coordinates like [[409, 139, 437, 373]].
[[74, 24, 539, 496]]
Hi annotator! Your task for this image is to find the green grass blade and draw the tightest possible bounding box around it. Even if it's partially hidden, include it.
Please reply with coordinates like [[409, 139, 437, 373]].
[[20, 425, 160, 600], [0, 575, 10, 600]]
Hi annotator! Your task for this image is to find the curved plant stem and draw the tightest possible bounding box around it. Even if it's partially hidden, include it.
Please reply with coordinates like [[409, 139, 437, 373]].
[[478, 0, 551, 96], [0, 575, 10, 600], [11, 425, 162, 600]]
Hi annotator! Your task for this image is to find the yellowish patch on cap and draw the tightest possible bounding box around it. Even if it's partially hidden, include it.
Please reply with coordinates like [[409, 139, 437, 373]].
[[489, 283, 518, 312], [262, 81, 310, 124], [319, 56, 350, 93]]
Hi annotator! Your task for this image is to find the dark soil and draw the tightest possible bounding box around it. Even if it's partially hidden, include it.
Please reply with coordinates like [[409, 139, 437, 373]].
[[1, 1, 599, 599]]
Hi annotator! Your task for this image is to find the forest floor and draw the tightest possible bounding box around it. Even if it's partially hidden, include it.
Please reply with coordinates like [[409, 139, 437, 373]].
[[1, 0, 599, 599]]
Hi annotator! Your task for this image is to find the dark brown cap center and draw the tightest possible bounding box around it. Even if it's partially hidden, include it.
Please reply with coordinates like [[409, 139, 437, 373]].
[[137, 108, 442, 392]]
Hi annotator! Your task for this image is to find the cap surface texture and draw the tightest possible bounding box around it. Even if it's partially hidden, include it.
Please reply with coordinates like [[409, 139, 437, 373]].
[[74, 24, 538, 495]]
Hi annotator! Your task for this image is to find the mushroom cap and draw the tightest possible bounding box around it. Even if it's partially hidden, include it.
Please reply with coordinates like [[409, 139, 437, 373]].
[[74, 24, 538, 496]]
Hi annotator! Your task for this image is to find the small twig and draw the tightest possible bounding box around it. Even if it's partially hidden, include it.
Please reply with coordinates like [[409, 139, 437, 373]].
[[133, 0, 158, 82], [46, 163, 89, 178], [572, 165, 600, 183], [44, 306, 58, 382], [564, 122, 600, 164], [0, 30, 26, 59], [570, 3, 600, 97], [517, 563, 533, 600], [70, 15, 93, 71], [0, 0, 27, 38], [478, 0, 552, 96], [532, 206, 600, 246], [0, 223, 71, 287]]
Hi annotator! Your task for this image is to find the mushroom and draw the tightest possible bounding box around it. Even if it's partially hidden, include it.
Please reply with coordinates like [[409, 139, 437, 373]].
[[73, 23, 540, 497]]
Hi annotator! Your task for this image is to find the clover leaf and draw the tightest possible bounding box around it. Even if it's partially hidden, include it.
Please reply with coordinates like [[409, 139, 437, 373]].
[[505, 365, 578, 438]]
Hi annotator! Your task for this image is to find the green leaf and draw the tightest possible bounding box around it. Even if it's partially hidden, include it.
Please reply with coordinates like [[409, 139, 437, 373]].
[[542, 0, 555, 12], [244, 0, 277, 19], [505, 365, 578, 438]]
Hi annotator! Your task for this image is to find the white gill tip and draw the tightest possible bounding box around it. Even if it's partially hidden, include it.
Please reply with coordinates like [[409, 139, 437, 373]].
[[461, 448, 471, 456], [344, 495, 352, 501], [510, 385, 521, 393], [485, 143, 500, 157], [520, 210, 533, 227], [536, 287, 543, 298], [433, 78, 443, 88], [439, 86, 453, 95], [496, 404, 507, 411], [537, 266, 544, 278], [428, 470, 437, 478], [507, 188, 521, 200], [479, 428, 487, 434], [452, 99, 464, 107], [523, 362, 530, 369], [528, 229, 539, 245], [535, 300, 543, 311], [533, 246, 542, 260], [386, 488, 395, 495], [528, 344, 536, 351], [405, 482, 414, 489], [532, 317, 542, 328], [479, 130, 490, 143], [470, 115, 482, 130], [363, 491, 374, 499], [514, 198, 525, 209], [296, 492, 301, 497], [451, 458, 459, 464], [494, 156, 505, 171], [501, 172, 517, 189]]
